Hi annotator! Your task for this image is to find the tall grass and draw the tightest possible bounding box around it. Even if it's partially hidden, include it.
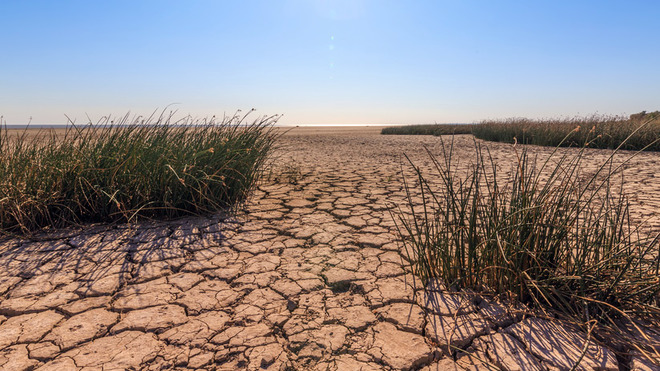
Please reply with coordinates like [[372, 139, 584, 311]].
[[380, 113, 660, 152], [473, 113, 660, 151], [381, 124, 473, 136], [0, 110, 279, 235], [395, 136, 659, 351]]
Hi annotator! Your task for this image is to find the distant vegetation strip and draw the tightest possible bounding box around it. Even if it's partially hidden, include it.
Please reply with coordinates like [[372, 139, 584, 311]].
[[0, 110, 279, 235], [382, 111, 660, 151], [474, 112, 660, 151], [381, 124, 473, 136]]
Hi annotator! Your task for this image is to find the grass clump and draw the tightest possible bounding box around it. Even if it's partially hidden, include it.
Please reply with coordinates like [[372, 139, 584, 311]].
[[395, 136, 659, 352], [473, 112, 660, 151], [381, 124, 473, 136], [0, 110, 279, 235]]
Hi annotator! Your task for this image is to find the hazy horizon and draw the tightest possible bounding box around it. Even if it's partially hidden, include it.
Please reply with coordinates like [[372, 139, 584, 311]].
[[2, 1, 659, 126]]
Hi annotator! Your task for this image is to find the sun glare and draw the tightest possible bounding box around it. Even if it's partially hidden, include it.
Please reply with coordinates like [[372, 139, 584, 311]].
[[314, 0, 367, 20]]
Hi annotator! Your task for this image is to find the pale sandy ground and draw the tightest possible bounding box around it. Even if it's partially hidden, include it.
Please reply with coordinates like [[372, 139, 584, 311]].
[[0, 127, 658, 370]]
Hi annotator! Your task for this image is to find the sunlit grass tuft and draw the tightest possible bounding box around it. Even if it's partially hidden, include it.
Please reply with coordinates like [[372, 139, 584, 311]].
[[394, 135, 659, 354], [0, 110, 279, 235]]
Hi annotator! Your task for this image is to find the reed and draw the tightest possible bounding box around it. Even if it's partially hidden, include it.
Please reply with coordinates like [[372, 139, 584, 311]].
[[394, 135, 659, 351], [473, 113, 660, 151], [381, 112, 660, 152], [0, 110, 279, 235]]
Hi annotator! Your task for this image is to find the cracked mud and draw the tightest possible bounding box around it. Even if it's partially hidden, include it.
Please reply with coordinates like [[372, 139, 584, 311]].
[[1, 128, 659, 370]]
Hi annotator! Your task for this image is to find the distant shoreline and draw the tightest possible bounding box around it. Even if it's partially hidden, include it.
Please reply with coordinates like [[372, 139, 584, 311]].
[[3, 124, 71, 129]]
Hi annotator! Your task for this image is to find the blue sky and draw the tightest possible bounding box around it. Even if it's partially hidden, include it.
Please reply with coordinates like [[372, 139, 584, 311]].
[[2, 0, 659, 126]]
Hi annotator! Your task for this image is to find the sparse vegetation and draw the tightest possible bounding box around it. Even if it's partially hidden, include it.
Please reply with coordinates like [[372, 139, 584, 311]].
[[0, 110, 279, 235], [381, 124, 473, 136], [394, 135, 660, 354]]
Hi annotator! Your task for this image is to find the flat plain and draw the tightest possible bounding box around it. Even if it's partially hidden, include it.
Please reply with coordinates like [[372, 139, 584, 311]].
[[0, 126, 658, 370]]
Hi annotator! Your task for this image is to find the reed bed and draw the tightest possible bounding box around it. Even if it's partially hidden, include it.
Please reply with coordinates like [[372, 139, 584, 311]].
[[394, 135, 660, 354], [382, 112, 660, 152], [381, 124, 473, 136], [473, 113, 660, 151], [0, 110, 279, 235]]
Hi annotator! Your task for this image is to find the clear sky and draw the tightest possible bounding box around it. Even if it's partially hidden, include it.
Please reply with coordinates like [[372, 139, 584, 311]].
[[2, 0, 659, 126]]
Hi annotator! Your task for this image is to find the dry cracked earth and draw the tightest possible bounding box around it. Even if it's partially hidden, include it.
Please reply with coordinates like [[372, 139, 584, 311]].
[[1, 128, 659, 370]]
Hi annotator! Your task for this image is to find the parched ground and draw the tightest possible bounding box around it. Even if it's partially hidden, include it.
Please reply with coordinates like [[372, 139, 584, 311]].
[[1, 127, 659, 370]]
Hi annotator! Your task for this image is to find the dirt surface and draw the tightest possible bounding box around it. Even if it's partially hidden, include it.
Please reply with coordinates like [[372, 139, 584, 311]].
[[1, 127, 659, 370]]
